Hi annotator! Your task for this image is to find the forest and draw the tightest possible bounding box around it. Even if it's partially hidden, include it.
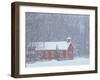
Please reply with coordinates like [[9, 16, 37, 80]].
[[25, 12, 90, 58]]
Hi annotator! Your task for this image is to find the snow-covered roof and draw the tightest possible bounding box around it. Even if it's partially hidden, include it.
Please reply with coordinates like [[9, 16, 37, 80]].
[[30, 41, 71, 50], [66, 37, 71, 40]]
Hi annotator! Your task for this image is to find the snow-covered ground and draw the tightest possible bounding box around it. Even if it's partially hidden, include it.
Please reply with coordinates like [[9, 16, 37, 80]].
[[26, 57, 89, 68]]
